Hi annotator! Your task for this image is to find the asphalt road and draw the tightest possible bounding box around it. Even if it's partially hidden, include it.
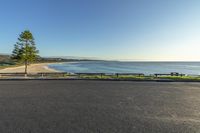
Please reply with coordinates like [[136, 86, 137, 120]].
[[0, 80, 200, 133]]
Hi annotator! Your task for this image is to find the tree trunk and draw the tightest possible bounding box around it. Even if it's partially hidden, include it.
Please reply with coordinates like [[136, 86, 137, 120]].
[[25, 41, 28, 77], [25, 60, 28, 77]]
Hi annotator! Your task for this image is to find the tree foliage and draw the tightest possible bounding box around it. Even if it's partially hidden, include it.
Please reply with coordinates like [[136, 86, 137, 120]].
[[11, 30, 39, 73]]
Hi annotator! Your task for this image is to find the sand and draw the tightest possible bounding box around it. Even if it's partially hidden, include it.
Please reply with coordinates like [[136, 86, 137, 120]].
[[0, 63, 59, 73]]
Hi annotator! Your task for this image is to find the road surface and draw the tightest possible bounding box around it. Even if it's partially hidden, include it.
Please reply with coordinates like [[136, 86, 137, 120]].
[[0, 80, 199, 133]]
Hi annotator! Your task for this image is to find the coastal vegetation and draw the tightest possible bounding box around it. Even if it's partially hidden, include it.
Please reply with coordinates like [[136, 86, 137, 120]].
[[0, 55, 15, 67]]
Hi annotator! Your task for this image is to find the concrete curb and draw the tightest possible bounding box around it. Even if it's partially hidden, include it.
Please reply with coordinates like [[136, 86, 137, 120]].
[[0, 78, 200, 82]]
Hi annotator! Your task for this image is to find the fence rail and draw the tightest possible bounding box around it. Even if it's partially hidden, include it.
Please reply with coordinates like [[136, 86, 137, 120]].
[[116, 73, 144, 77], [0, 72, 190, 78]]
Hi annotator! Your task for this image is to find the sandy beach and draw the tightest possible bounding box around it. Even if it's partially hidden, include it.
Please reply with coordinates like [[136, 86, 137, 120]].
[[0, 63, 59, 73]]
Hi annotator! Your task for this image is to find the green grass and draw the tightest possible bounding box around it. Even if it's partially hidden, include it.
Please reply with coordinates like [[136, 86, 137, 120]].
[[77, 74, 200, 81], [157, 75, 200, 81], [79, 75, 153, 80]]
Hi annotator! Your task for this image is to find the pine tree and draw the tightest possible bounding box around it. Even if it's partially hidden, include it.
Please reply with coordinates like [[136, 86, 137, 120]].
[[11, 30, 39, 74], [11, 43, 23, 60]]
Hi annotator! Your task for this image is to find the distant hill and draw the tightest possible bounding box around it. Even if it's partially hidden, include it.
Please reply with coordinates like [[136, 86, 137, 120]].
[[0, 54, 15, 66], [48, 56, 101, 60], [0, 54, 10, 62], [37, 57, 102, 63], [0, 54, 102, 65]]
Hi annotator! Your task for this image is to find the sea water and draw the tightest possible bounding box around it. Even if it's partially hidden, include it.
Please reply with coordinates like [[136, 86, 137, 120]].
[[48, 61, 200, 75]]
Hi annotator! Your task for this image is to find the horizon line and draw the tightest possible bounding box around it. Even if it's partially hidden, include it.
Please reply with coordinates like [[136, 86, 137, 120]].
[[1, 53, 200, 62]]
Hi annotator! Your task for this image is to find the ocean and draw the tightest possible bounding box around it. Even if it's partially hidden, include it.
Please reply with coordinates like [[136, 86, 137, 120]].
[[48, 61, 200, 75]]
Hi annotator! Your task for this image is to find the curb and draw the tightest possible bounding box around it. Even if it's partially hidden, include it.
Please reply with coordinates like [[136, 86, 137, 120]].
[[0, 78, 199, 82]]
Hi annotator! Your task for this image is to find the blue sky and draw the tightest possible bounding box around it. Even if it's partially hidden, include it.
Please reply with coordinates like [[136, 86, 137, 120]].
[[0, 0, 200, 61]]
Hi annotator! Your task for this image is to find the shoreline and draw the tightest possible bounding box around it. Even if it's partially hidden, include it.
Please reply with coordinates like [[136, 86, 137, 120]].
[[0, 63, 60, 73]]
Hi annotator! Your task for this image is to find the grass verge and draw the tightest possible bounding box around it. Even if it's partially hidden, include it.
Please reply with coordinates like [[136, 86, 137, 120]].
[[78, 75, 200, 81]]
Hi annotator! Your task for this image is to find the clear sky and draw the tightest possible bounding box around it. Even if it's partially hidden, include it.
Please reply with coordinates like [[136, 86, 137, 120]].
[[0, 0, 200, 61]]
